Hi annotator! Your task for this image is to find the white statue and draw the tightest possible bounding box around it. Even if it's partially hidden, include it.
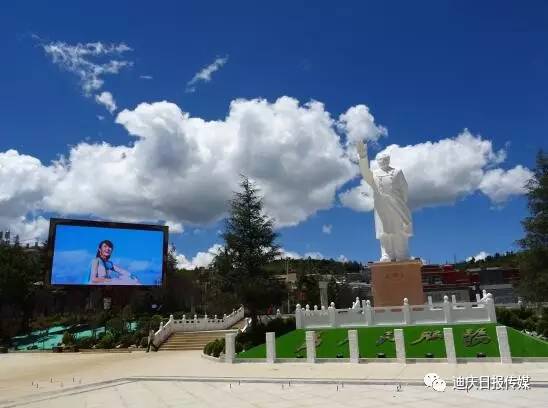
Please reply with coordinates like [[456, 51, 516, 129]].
[[357, 141, 412, 262]]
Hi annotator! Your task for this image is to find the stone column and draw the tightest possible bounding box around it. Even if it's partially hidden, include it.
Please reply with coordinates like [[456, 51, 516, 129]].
[[496, 326, 512, 364], [364, 300, 373, 325], [266, 332, 276, 363], [328, 302, 336, 327], [443, 295, 452, 323], [443, 328, 457, 364], [348, 329, 359, 363], [319, 281, 329, 309], [402, 298, 411, 325], [486, 294, 497, 323], [394, 329, 405, 363], [225, 332, 236, 364], [295, 304, 303, 329], [306, 331, 316, 363]]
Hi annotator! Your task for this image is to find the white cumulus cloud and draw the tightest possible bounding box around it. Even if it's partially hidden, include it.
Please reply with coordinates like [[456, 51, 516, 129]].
[[339, 129, 532, 212], [95, 91, 117, 114], [0, 98, 532, 242], [479, 165, 532, 204], [337, 104, 387, 145], [175, 244, 223, 269], [322, 224, 332, 234], [466, 251, 490, 261]]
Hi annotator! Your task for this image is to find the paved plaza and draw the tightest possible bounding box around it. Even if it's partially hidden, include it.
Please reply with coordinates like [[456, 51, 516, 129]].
[[1, 351, 548, 407]]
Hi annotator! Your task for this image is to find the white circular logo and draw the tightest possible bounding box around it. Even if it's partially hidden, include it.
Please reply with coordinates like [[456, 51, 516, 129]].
[[424, 373, 439, 388], [432, 378, 447, 392]]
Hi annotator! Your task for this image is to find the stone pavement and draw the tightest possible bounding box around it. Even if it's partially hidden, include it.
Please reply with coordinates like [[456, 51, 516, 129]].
[[1, 351, 548, 407]]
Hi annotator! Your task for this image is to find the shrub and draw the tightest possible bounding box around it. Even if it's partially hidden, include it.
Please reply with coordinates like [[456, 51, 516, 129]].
[[140, 336, 149, 348], [75, 337, 94, 349], [203, 338, 225, 357], [118, 333, 136, 348], [62, 331, 75, 345], [97, 332, 116, 349]]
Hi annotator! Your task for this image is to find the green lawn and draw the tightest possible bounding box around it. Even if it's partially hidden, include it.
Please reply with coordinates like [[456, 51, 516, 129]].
[[507, 327, 548, 357], [357, 327, 397, 358], [452, 323, 500, 357], [237, 329, 305, 359], [316, 329, 349, 358], [236, 323, 548, 359], [402, 325, 447, 358]]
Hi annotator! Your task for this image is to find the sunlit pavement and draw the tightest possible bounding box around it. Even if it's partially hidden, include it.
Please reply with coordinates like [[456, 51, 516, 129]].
[[1, 351, 548, 407]]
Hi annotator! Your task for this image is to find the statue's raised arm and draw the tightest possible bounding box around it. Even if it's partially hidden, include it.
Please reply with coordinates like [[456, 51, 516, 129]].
[[357, 140, 376, 189]]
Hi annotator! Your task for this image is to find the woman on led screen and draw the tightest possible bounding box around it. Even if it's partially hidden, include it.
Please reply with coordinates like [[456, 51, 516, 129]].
[[90, 240, 141, 285]]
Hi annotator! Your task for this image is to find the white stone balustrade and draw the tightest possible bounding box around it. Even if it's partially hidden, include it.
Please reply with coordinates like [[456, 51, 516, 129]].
[[152, 305, 245, 347], [295, 294, 496, 329]]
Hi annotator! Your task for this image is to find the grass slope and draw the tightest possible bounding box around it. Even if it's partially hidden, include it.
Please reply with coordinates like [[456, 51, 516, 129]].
[[402, 325, 446, 358], [452, 324, 499, 357], [357, 327, 397, 358], [237, 323, 548, 359], [507, 327, 548, 357]]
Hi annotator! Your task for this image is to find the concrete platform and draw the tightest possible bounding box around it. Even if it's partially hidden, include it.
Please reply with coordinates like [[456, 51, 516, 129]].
[[1, 351, 548, 407]]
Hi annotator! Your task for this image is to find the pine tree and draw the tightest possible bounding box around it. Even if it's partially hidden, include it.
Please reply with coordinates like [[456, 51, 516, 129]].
[[518, 150, 548, 304], [212, 176, 284, 319]]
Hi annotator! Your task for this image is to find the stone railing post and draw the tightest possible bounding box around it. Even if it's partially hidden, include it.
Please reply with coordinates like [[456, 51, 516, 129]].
[[364, 300, 372, 326], [348, 329, 359, 363], [402, 298, 411, 325], [486, 293, 497, 323], [328, 302, 336, 327], [295, 304, 303, 329], [225, 332, 236, 364], [266, 332, 276, 363], [443, 295, 452, 323], [394, 329, 405, 363], [496, 326, 512, 364], [306, 331, 316, 363], [443, 328, 457, 364]]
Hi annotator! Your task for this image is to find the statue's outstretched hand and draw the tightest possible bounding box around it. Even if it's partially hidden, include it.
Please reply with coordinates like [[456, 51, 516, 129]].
[[357, 140, 367, 160]]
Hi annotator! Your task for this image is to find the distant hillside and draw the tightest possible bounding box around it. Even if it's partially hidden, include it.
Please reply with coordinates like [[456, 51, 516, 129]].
[[455, 251, 520, 270], [265, 258, 363, 276]]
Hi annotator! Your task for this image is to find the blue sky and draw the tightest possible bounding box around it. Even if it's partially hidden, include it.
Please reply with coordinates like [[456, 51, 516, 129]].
[[1, 1, 547, 266]]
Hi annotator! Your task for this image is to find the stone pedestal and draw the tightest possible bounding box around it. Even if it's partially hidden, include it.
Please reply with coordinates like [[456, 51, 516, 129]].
[[348, 330, 359, 363], [370, 260, 424, 306], [225, 333, 236, 364], [266, 332, 276, 363]]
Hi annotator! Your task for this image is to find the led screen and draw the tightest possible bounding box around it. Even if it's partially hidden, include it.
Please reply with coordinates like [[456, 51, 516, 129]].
[[49, 220, 165, 286]]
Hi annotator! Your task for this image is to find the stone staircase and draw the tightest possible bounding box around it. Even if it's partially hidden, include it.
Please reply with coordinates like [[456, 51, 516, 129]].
[[159, 329, 238, 351]]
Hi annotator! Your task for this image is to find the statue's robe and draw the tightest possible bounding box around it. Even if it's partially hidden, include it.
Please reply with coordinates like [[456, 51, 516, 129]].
[[371, 168, 413, 239]]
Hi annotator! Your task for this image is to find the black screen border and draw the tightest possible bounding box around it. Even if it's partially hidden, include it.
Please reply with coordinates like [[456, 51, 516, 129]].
[[47, 218, 168, 287]]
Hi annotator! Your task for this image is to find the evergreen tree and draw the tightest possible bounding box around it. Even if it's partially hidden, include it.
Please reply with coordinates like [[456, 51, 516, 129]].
[[212, 176, 284, 319], [518, 150, 548, 304]]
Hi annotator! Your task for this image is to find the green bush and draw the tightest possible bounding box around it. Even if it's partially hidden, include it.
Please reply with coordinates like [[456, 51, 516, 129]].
[[75, 337, 94, 349], [118, 333, 136, 348], [62, 331, 75, 345], [496, 307, 539, 332], [203, 338, 225, 357], [97, 332, 116, 349], [536, 308, 548, 337], [140, 336, 149, 348]]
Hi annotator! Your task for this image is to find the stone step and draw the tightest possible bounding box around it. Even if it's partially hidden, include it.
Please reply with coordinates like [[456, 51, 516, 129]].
[[158, 329, 237, 351]]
